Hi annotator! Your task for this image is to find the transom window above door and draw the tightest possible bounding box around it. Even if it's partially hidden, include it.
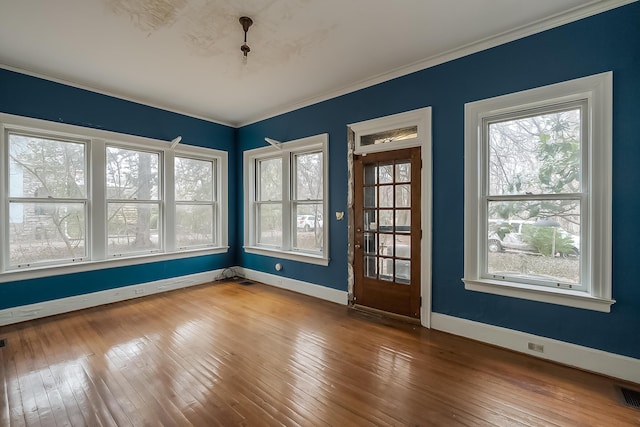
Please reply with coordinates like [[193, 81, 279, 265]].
[[351, 109, 429, 155]]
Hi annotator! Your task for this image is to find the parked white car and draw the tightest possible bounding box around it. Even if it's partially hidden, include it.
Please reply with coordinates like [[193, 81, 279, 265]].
[[297, 215, 323, 231], [488, 219, 579, 257]]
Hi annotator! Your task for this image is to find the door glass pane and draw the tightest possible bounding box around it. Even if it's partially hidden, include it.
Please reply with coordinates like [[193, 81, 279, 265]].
[[364, 210, 377, 231], [395, 210, 411, 233], [364, 187, 376, 208], [488, 108, 581, 196], [9, 202, 86, 266], [365, 256, 377, 278], [107, 203, 160, 254], [396, 184, 410, 207], [378, 163, 394, 184], [364, 232, 376, 255], [379, 258, 393, 281], [364, 164, 377, 185], [395, 260, 410, 284], [395, 239, 411, 259], [379, 186, 393, 208], [487, 200, 580, 285], [395, 161, 411, 183], [379, 234, 394, 256], [379, 210, 393, 232]]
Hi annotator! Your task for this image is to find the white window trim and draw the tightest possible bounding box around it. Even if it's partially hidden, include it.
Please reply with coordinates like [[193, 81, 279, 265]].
[[243, 133, 329, 266], [463, 72, 614, 312], [0, 113, 229, 284], [173, 147, 227, 251]]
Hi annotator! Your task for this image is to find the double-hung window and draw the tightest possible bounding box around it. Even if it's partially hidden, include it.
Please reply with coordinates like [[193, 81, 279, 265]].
[[7, 131, 88, 268], [106, 145, 161, 256], [244, 133, 329, 265], [174, 156, 217, 249], [0, 112, 228, 281], [463, 72, 613, 312]]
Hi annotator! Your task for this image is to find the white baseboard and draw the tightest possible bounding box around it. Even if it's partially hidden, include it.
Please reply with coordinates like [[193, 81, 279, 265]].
[[431, 313, 640, 384], [236, 267, 349, 306], [0, 269, 224, 326]]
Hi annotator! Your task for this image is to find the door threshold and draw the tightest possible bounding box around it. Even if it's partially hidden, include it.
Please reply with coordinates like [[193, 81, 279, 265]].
[[351, 304, 421, 325]]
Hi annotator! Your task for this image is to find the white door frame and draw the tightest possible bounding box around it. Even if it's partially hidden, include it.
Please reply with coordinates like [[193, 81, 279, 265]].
[[347, 107, 433, 327]]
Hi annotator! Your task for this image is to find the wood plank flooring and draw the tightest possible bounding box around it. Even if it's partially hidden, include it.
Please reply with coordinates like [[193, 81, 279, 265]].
[[0, 279, 638, 426]]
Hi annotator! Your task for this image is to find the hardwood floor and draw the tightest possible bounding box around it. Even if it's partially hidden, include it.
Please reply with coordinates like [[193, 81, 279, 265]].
[[1, 280, 638, 426]]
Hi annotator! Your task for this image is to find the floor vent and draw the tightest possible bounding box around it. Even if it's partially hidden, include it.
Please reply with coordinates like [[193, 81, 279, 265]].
[[620, 386, 640, 410], [238, 280, 255, 286], [0, 339, 6, 348]]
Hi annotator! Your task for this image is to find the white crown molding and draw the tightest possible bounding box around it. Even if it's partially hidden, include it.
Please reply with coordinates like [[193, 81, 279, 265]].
[[1, 1, 634, 128], [0, 63, 235, 128], [238, 0, 636, 127], [431, 313, 640, 384], [0, 269, 226, 326]]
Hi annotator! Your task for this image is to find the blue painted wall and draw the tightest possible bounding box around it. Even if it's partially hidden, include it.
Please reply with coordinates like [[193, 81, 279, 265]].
[[0, 69, 238, 309], [237, 3, 640, 359], [1, 3, 638, 360]]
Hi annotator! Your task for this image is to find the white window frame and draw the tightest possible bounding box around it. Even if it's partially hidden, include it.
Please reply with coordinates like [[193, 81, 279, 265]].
[[0, 113, 229, 283], [5, 129, 90, 268], [243, 133, 329, 265], [105, 143, 164, 257], [173, 154, 219, 250], [463, 72, 614, 312]]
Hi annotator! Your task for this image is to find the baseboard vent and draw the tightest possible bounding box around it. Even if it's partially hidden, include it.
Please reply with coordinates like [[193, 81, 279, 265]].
[[0, 338, 6, 348], [619, 386, 640, 410]]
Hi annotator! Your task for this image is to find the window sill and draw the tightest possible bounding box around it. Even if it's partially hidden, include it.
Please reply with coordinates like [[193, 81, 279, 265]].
[[462, 278, 615, 312], [243, 246, 329, 266], [0, 246, 230, 284]]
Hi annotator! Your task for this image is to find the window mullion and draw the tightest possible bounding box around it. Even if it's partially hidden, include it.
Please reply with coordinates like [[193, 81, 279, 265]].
[[282, 151, 292, 251], [165, 151, 175, 252], [92, 138, 106, 260]]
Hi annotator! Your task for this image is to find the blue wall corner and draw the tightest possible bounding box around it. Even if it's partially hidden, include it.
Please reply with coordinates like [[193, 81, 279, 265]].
[[0, 68, 238, 308], [236, 3, 640, 359], [0, 3, 638, 360]]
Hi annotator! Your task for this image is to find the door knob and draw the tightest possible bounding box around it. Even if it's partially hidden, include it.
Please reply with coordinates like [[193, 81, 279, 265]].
[[354, 244, 361, 249]]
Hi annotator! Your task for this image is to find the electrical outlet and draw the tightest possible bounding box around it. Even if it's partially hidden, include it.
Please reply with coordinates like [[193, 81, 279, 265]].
[[527, 342, 544, 353], [134, 289, 145, 295]]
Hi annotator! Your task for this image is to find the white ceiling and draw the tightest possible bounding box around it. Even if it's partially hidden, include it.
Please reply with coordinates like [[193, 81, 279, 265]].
[[0, 0, 630, 126]]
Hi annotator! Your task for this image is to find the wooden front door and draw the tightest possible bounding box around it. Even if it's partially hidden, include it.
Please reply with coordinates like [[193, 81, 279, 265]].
[[353, 147, 421, 319]]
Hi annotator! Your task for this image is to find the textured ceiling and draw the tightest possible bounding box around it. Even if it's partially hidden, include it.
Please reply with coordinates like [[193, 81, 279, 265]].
[[0, 0, 630, 126]]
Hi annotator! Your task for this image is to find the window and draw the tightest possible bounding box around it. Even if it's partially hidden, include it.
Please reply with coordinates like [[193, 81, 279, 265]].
[[463, 72, 613, 312], [256, 157, 283, 247], [352, 109, 427, 155], [0, 113, 228, 281], [7, 132, 88, 267], [174, 156, 216, 249], [106, 146, 161, 255], [244, 134, 328, 265]]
